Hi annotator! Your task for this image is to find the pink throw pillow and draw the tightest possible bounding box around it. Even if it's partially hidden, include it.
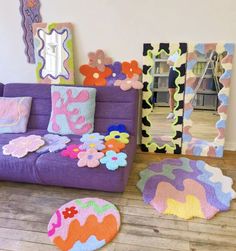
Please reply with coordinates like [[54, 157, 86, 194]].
[[0, 97, 32, 134]]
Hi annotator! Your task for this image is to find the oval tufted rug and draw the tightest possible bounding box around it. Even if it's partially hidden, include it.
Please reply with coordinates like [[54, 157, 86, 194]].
[[137, 158, 236, 220], [48, 198, 120, 251]]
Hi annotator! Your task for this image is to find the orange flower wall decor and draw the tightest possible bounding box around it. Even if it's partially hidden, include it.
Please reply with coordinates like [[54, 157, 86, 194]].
[[122, 60, 142, 78], [79, 49, 142, 88], [102, 139, 126, 153], [80, 65, 112, 86]]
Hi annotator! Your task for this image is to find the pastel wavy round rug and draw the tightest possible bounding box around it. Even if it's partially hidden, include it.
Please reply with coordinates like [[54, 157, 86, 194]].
[[137, 158, 236, 220], [48, 198, 120, 251]]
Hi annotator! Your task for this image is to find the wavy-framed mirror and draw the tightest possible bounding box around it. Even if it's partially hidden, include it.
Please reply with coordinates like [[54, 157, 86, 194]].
[[182, 43, 234, 157], [141, 43, 187, 154], [33, 22, 75, 84]]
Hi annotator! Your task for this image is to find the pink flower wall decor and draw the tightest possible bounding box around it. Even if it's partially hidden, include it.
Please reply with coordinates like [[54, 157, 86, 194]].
[[88, 49, 112, 72], [2, 135, 45, 158], [47, 86, 96, 136], [114, 74, 143, 91]]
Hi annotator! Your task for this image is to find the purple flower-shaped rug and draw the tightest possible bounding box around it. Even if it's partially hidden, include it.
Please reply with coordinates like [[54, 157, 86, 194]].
[[37, 134, 70, 153]]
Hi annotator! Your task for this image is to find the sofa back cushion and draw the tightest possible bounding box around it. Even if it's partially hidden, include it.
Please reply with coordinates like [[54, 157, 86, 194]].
[[0, 83, 4, 96], [3, 84, 139, 136], [0, 97, 32, 134]]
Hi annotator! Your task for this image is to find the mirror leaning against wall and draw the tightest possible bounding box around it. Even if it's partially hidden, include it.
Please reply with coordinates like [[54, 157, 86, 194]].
[[141, 42, 234, 158], [182, 43, 234, 157], [141, 43, 187, 154], [33, 22, 75, 85]]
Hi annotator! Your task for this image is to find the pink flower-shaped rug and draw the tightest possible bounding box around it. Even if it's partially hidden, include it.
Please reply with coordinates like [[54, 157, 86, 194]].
[[2, 135, 44, 158]]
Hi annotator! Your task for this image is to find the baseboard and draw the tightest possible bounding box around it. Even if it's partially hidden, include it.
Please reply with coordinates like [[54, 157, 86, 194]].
[[137, 140, 236, 152], [224, 142, 236, 151]]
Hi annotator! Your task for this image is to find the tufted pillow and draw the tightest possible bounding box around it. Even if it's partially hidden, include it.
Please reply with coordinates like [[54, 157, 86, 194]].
[[0, 97, 32, 134], [47, 86, 96, 135]]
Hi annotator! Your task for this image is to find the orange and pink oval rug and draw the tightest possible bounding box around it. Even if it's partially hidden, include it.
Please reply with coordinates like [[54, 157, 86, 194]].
[[48, 198, 120, 251]]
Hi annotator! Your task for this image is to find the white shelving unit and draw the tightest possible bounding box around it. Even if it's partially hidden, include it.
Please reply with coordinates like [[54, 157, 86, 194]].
[[192, 57, 218, 110], [150, 54, 219, 110], [151, 54, 169, 107]]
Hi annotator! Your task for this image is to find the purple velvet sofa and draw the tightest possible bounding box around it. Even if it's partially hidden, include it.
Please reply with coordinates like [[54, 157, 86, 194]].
[[0, 83, 139, 192], [0, 83, 3, 96]]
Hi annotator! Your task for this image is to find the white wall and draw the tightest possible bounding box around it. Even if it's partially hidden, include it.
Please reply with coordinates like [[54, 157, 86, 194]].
[[0, 0, 236, 149]]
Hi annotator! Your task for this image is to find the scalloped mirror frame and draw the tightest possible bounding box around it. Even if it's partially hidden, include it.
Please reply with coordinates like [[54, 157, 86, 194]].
[[182, 43, 234, 157], [19, 0, 42, 63], [33, 22, 75, 85], [141, 43, 187, 154]]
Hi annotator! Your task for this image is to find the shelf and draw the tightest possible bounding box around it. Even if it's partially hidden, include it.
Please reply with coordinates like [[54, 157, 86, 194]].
[[196, 90, 217, 95], [153, 88, 168, 92], [154, 102, 169, 107], [152, 88, 217, 95], [155, 58, 207, 63], [154, 73, 169, 77], [195, 74, 212, 78], [194, 106, 217, 111], [197, 59, 208, 63], [155, 58, 168, 62]]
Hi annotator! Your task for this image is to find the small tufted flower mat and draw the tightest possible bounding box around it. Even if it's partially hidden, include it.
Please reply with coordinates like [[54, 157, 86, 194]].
[[48, 198, 120, 251], [137, 158, 236, 220]]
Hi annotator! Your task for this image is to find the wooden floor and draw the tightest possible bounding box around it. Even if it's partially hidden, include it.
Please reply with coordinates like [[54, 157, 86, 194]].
[[0, 151, 236, 251], [149, 107, 219, 142]]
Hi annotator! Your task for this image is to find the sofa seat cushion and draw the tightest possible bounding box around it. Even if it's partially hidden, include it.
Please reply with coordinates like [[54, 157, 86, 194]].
[[0, 129, 82, 184], [35, 136, 136, 192], [0, 129, 84, 146], [0, 129, 47, 145], [0, 129, 48, 183], [0, 129, 136, 192]]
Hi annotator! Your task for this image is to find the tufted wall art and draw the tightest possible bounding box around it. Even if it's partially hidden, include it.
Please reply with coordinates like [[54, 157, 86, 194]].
[[19, 0, 42, 63]]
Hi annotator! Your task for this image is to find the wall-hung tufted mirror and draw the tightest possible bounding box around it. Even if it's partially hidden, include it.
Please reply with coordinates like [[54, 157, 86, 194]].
[[33, 23, 75, 84], [182, 43, 234, 157], [141, 43, 187, 154]]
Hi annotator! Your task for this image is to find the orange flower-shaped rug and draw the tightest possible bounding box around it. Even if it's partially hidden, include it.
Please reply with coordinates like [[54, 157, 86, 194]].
[[48, 198, 120, 251]]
